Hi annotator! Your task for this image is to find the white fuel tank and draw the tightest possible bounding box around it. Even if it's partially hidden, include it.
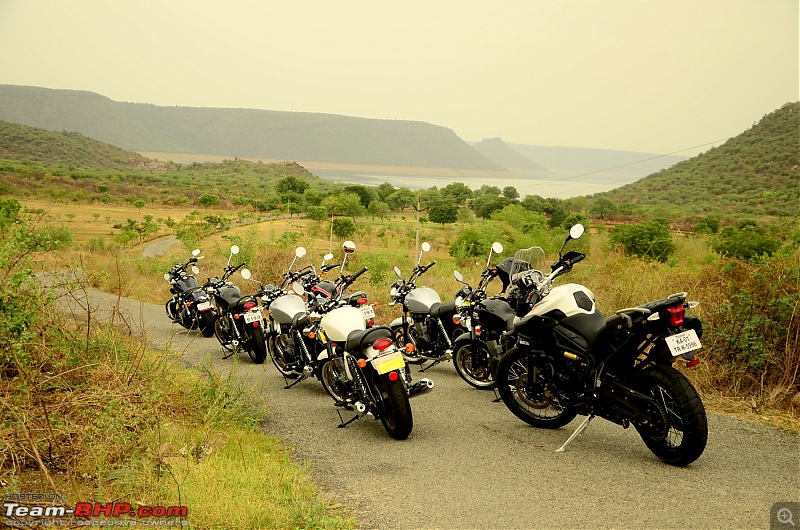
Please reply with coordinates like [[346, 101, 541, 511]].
[[269, 294, 307, 324], [405, 287, 441, 314], [320, 306, 366, 342], [531, 283, 596, 319]]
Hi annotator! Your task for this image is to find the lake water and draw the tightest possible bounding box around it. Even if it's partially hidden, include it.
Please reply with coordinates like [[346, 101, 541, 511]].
[[313, 168, 641, 199]]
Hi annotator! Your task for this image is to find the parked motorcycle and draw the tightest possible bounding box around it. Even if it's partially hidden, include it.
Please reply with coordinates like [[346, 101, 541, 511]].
[[204, 245, 269, 364], [164, 249, 215, 337], [450, 241, 517, 389], [266, 246, 336, 383], [390, 242, 463, 371], [495, 224, 708, 466], [303, 243, 433, 439]]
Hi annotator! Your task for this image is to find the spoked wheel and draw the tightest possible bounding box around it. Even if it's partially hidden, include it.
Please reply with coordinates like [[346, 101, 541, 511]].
[[496, 348, 577, 428], [394, 325, 424, 365], [635, 365, 707, 467], [369, 370, 413, 440], [453, 340, 495, 389], [268, 334, 301, 379], [320, 358, 349, 403], [215, 317, 234, 352]]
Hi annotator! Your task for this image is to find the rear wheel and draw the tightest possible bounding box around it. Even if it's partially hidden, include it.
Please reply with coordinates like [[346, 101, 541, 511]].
[[370, 371, 413, 440], [199, 311, 216, 338], [268, 334, 301, 378], [246, 326, 267, 364], [496, 348, 577, 428], [453, 340, 495, 389], [635, 365, 707, 467]]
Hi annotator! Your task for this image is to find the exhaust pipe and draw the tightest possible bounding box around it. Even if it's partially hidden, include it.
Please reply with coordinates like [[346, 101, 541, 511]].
[[407, 378, 435, 398]]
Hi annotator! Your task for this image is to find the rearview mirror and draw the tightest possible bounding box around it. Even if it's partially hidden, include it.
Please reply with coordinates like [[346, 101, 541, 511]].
[[230, 245, 240, 255], [191, 266, 200, 275], [343, 241, 356, 254], [240, 268, 252, 280], [163, 273, 170, 281], [569, 224, 585, 240], [453, 270, 464, 282], [192, 249, 201, 256], [291, 282, 305, 296], [421, 242, 431, 253], [394, 266, 402, 278], [323, 253, 334, 261], [295, 246, 307, 258], [492, 242, 504, 254]]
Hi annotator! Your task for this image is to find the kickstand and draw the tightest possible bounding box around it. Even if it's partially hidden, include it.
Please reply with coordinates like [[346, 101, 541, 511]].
[[555, 415, 594, 453], [336, 409, 359, 429], [283, 373, 306, 390], [492, 387, 502, 403]]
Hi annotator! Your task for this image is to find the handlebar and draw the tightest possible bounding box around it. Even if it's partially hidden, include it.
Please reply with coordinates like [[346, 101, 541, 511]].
[[321, 263, 341, 272], [345, 266, 368, 284]]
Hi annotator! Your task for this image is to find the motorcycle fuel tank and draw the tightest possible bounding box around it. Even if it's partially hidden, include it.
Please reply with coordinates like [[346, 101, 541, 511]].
[[405, 287, 441, 314], [269, 294, 307, 324], [531, 283, 595, 319], [320, 306, 366, 342]]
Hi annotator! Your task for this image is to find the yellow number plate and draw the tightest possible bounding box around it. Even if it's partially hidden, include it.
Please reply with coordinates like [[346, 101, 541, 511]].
[[371, 350, 405, 374]]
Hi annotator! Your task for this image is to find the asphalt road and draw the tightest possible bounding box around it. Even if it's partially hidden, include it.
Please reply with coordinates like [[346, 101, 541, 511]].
[[65, 280, 799, 530]]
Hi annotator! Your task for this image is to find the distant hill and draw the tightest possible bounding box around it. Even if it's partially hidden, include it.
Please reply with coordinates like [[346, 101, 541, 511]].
[[594, 102, 799, 219], [0, 84, 504, 171], [0, 120, 168, 171], [471, 137, 550, 175]]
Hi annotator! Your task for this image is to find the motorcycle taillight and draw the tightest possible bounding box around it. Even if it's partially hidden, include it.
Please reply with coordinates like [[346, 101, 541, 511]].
[[244, 301, 256, 310], [357, 298, 368, 305], [666, 304, 685, 327], [373, 337, 394, 351]]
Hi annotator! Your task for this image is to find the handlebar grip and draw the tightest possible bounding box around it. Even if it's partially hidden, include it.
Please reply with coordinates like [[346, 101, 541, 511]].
[[351, 267, 368, 281], [569, 254, 585, 265], [425, 261, 437, 270]]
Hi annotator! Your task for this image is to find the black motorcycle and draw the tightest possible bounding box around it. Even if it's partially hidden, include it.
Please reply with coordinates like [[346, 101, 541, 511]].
[[164, 248, 215, 337], [495, 224, 707, 466], [389, 242, 464, 371], [204, 245, 269, 364], [450, 241, 516, 389]]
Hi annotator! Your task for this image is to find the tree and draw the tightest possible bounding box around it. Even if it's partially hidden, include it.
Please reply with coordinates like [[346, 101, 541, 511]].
[[0, 197, 21, 234], [307, 205, 328, 222], [428, 204, 458, 225], [502, 186, 519, 200], [590, 197, 617, 220], [276, 175, 309, 195], [322, 193, 365, 220], [332, 218, 356, 239], [367, 201, 391, 221], [377, 182, 396, 202], [386, 188, 416, 211], [441, 182, 473, 205], [197, 194, 220, 209], [133, 198, 146, 213], [343, 185, 379, 208]]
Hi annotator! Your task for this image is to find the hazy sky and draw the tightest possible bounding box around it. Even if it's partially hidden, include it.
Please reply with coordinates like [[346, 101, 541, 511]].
[[0, 0, 797, 155]]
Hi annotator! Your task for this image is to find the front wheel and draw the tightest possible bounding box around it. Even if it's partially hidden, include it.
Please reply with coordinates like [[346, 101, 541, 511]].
[[369, 370, 413, 440], [453, 340, 495, 389], [268, 334, 301, 379], [394, 325, 424, 364], [215, 316, 234, 352], [635, 365, 707, 467], [496, 348, 577, 428], [246, 326, 267, 364], [320, 358, 349, 403]]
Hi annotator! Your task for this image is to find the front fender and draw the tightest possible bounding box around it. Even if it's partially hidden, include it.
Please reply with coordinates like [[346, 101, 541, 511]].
[[389, 316, 404, 330], [452, 332, 472, 350]]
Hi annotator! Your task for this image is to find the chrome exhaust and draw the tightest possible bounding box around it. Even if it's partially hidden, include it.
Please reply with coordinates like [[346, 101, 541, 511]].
[[407, 378, 435, 398]]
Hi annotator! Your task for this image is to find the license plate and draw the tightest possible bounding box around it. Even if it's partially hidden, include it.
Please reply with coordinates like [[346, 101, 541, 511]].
[[665, 329, 701, 356], [361, 305, 376, 319], [197, 301, 212, 312], [371, 350, 405, 374], [244, 311, 262, 324]]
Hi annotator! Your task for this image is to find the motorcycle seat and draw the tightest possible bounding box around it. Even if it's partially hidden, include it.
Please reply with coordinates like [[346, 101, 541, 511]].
[[345, 326, 393, 354], [430, 300, 456, 319]]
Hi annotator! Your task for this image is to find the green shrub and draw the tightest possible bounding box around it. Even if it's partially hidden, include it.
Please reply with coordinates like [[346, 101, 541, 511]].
[[609, 219, 675, 262], [711, 219, 781, 261]]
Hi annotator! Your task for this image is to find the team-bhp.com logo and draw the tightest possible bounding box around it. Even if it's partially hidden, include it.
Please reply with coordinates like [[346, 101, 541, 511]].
[[3, 495, 188, 527]]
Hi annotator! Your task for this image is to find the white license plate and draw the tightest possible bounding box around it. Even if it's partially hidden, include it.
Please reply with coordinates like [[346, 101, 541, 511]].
[[244, 311, 262, 324], [361, 305, 376, 319], [197, 301, 212, 312], [665, 329, 701, 356], [371, 350, 405, 374]]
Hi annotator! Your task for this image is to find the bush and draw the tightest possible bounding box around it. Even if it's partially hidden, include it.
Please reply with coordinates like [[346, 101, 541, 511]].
[[711, 219, 781, 261], [609, 219, 675, 262]]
